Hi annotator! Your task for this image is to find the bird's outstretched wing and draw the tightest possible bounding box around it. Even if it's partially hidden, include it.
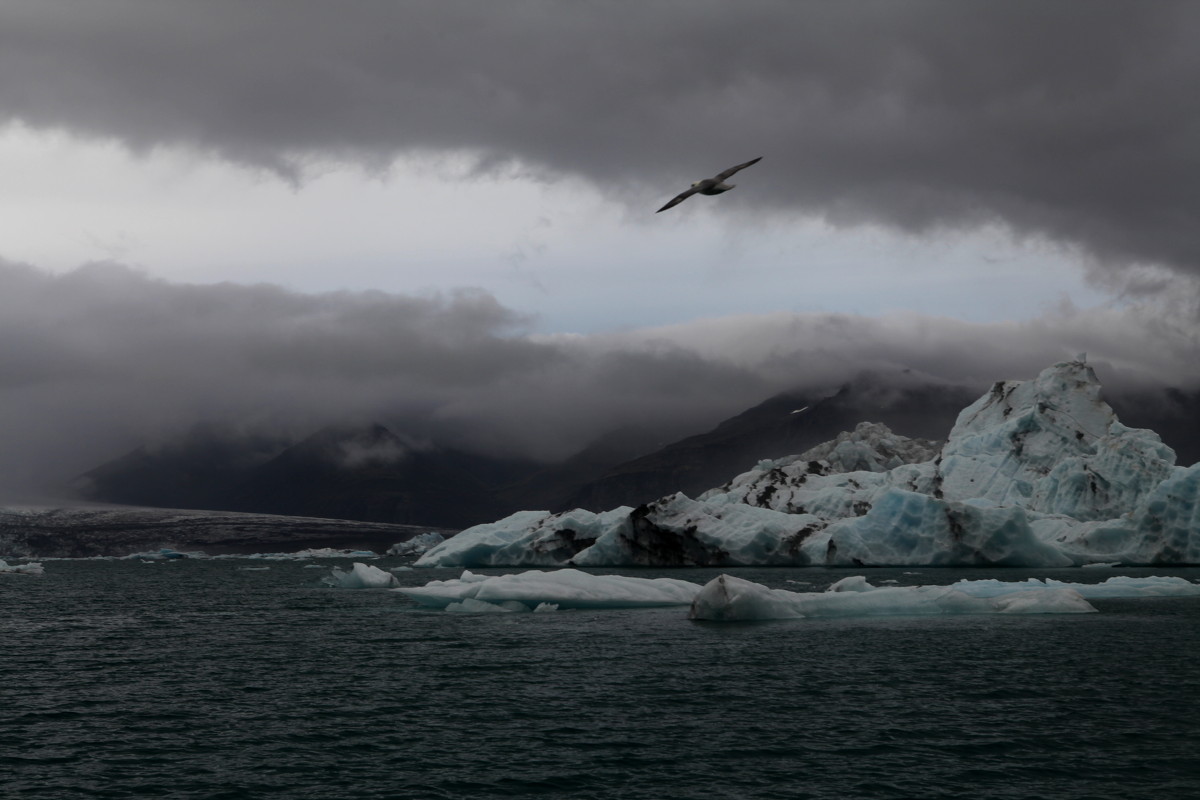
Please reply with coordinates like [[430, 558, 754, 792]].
[[656, 185, 701, 213], [715, 156, 762, 181]]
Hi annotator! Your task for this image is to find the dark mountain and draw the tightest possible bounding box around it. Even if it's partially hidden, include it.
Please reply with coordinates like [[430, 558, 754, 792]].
[[564, 375, 981, 511], [224, 424, 539, 528], [497, 424, 676, 512], [80, 423, 546, 529], [76, 424, 290, 510]]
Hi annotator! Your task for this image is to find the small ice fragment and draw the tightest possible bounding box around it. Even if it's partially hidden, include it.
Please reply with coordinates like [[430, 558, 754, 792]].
[[0, 559, 44, 576], [323, 562, 399, 589]]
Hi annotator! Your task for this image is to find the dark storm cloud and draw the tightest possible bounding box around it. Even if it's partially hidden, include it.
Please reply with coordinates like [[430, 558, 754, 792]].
[[1, 1, 1197, 279], [0, 260, 774, 497], [2, 260, 1196, 500]]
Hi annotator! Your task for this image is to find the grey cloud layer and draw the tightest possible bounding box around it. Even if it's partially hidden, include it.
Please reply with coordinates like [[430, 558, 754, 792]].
[[0, 261, 770, 497], [2, 261, 1196, 500], [2, 1, 1197, 277]]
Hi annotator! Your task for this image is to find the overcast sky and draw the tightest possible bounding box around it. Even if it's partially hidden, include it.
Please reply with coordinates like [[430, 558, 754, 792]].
[[1, 1, 1198, 500]]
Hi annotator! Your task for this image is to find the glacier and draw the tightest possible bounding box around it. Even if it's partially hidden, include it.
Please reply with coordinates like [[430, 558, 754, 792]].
[[416, 360, 1200, 568], [395, 569, 1199, 617]]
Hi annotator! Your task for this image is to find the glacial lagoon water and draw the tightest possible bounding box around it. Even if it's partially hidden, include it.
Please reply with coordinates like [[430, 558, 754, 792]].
[[4, 559, 1200, 799]]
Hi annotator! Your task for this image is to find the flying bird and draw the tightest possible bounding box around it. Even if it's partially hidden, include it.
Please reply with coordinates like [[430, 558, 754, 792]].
[[656, 156, 762, 213]]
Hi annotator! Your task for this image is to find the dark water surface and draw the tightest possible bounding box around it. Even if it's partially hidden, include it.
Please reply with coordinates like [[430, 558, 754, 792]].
[[3, 559, 1199, 799]]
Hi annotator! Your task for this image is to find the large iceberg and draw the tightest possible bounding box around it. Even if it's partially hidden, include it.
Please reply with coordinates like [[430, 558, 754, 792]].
[[417, 361, 1200, 568]]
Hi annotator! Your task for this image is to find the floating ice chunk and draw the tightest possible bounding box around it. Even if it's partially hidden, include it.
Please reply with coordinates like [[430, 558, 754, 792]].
[[122, 548, 193, 560], [688, 574, 1096, 621], [323, 562, 400, 589], [1081, 562, 1120, 569], [0, 559, 44, 576], [399, 568, 701, 611], [415, 509, 631, 568], [388, 533, 445, 557], [212, 548, 379, 561], [828, 575, 874, 592], [295, 548, 378, 559], [689, 574, 821, 621]]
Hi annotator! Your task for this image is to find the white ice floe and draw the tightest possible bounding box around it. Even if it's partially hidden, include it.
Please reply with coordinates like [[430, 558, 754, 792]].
[[416, 361, 1200, 568], [323, 562, 400, 589], [0, 558, 44, 576], [947, 575, 1200, 599], [688, 574, 1097, 621], [398, 568, 701, 611]]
